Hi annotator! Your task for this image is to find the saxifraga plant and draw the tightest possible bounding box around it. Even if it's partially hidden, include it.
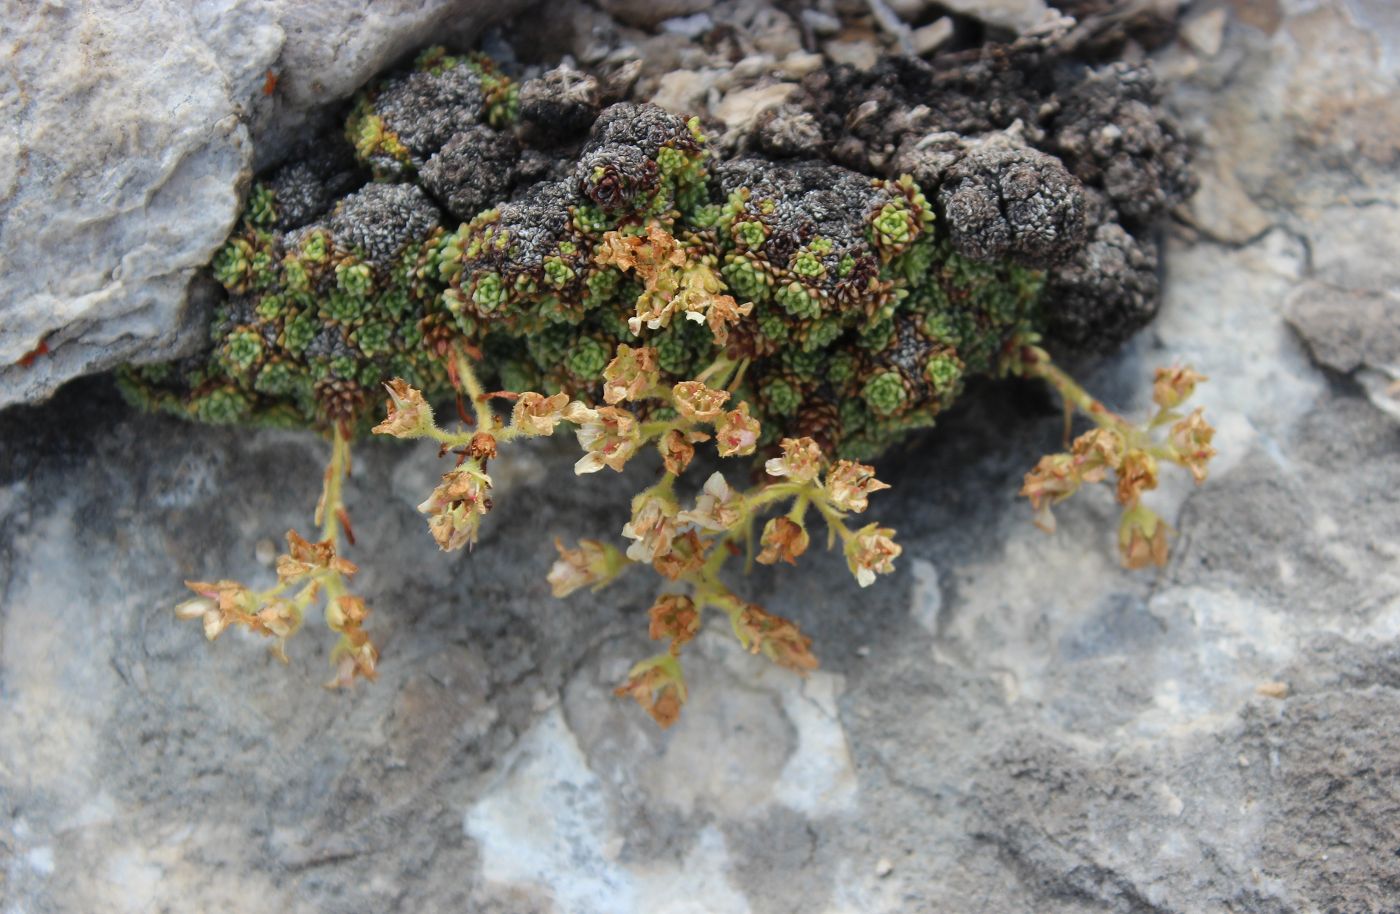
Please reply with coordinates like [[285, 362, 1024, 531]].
[[128, 34, 1214, 726]]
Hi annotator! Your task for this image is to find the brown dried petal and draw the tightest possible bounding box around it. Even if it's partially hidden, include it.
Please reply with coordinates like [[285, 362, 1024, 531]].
[[733, 604, 818, 673], [648, 594, 700, 649], [511, 391, 571, 436], [756, 516, 810, 566]]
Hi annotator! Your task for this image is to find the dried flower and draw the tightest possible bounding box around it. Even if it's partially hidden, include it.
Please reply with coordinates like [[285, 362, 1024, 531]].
[[671, 380, 729, 422], [418, 465, 492, 551], [1170, 408, 1216, 483], [844, 523, 901, 587], [677, 472, 744, 532], [622, 492, 678, 564], [648, 594, 700, 651], [614, 654, 687, 728], [692, 290, 753, 346], [468, 432, 498, 461], [1115, 449, 1158, 506], [1020, 454, 1079, 532], [597, 224, 689, 334], [324, 594, 369, 631], [277, 529, 357, 581], [183, 579, 256, 639], [255, 598, 300, 639], [764, 437, 824, 484], [328, 637, 378, 689], [1119, 505, 1170, 569], [564, 401, 598, 424], [756, 516, 809, 565], [372, 379, 434, 439], [1153, 366, 1207, 410], [573, 406, 642, 474], [546, 538, 625, 597], [824, 460, 890, 513], [651, 530, 707, 580], [510, 391, 571, 436], [1070, 428, 1125, 481], [602, 344, 660, 405], [596, 223, 686, 283], [732, 603, 818, 673], [715, 402, 761, 457], [660, 428, 703, 475]]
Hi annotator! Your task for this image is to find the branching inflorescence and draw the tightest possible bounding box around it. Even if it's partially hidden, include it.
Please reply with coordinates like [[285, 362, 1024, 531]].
[[134, 30, 1211, 725]]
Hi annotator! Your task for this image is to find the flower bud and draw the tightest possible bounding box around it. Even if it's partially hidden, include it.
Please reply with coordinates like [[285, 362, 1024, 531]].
[[468, 432, 498, 461], [1152, 366, 1207, 410]]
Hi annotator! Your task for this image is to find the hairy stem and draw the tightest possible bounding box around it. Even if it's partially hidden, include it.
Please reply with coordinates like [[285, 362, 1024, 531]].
[[316, 423, 353, 545], [1020, 345, 1129, 431]]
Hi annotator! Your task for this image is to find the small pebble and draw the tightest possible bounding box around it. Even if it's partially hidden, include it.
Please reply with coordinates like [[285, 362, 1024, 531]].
[[1256, 681, 1290, 699], [876, 857, 894, 877], [912, 17, 953, 56], [824, 39, 880, 71], [802, 9, 843, 36], [660, 12, 713, 40], [1181, 8, 1228, 58], [254, 538, 277, 566], [779, 51, 826, 78]]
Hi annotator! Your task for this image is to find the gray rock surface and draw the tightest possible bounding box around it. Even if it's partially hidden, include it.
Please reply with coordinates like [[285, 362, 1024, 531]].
[[935, 0, 1051, 33], [4, 2, 1400, 912], [0, 0, 528, 410]]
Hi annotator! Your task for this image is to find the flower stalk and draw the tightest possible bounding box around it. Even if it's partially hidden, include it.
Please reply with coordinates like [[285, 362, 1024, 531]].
[[1016, 342, 1216, 569], [367, 342, 904, 727], [177, 421, 379, 687]]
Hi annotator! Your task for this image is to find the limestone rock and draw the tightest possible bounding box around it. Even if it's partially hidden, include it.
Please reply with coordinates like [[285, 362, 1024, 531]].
[[0, 0, 527, 410]]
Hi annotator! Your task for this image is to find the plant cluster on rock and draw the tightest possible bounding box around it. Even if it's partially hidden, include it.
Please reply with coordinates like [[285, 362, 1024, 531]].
[[129, 30, 1212, 724]]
